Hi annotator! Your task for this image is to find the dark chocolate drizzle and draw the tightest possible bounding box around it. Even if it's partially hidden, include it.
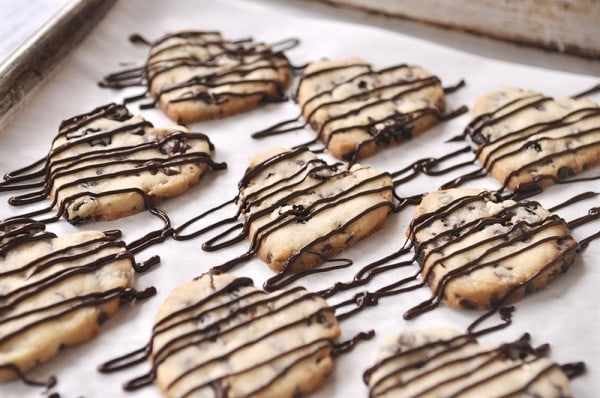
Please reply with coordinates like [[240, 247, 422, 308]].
[[332, 329, 375, 356], [99, 31, 299, 112], [100, 276, 339, 396], [567, 205, 600, 230], [0, 364, 56, 388], [128, 33, 152, 46], [386, 86, 600, 198], [133, 255, 161, 273], [561, 362, 587, 379], [0, 218, 155, 386], [0, 103, 226, 253], [567, 206, 600, 252], [252, 61, 467, 162], [550, 191, 598, 213], [263, 256, 354, 292], [171, 128, 595, 330], [552, 191, 599, 252], [387, 146, 596, 201], [571, 82, 600, 99], [389, 144, 480, 189], [319, 240, 414, 299], [172, 197, 237, 241], [171, 135, 596, 310], [443, 78, 466, 94]]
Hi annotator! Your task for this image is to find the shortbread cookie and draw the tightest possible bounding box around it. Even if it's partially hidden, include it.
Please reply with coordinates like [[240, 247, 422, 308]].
[[238, 147, 394, 273], [365, 328, 573, 397], [0, 219, 134, 382], [465, 87, 600, 192], [296, 58, 447, 160], [101, 31, 293, 123], [2, 103, 224, 224], [408, 188, 577, 309], [150, 273, 340, 398]]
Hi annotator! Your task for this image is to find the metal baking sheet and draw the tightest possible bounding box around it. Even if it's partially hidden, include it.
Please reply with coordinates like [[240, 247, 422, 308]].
[[0, 0, 116, 129]]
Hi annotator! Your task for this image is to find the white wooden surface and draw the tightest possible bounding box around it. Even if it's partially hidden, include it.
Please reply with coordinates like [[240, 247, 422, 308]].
[[322, 0, 600, 58]]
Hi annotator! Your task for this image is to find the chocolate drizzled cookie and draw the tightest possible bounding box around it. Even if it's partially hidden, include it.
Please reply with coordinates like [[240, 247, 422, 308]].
[[0, 103, 225, 225], [236, 147, 394, 273], [465, 87, 600, 192], [0, 219, 152, 383], [147, 273, 340, 397], [407, 188, 577, 311], [100, 31, 295, 123], [365, 328, 576, 398]]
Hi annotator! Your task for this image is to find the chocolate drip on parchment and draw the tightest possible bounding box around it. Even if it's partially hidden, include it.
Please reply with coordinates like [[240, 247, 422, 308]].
[[567, 205, 600, 252], [0, 363, 56, 389], [572, 82, 600, 99]]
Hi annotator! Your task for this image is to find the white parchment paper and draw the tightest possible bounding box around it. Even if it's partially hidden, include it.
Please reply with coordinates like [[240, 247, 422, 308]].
[[1, 0, 599, 397]]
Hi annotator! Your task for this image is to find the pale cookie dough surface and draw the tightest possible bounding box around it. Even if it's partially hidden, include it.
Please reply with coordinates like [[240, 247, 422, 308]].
[[46, 103, 218, 223], [0, 220, 134, 382], [365, 328, 573, 398], [296, 57, 446, 160], [151, 273, 340, 398], [146, 31, 292, 123], [466, 86, 600, 192], [238, 147, 394, 273], [408, 188, 577, 309]]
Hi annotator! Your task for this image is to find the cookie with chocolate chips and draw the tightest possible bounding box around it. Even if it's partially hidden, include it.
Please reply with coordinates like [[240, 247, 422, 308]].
[[101, 31, 293, 123], [150, 273, 340, 398], [365, 328, 574, 397], [238, 147, 394, 273], [2, 103, 223, 224], [0, 219, 135, 382], [296, 57, 449, 160], [466, 86, 600, 192], [408, 188, 577, 310]]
